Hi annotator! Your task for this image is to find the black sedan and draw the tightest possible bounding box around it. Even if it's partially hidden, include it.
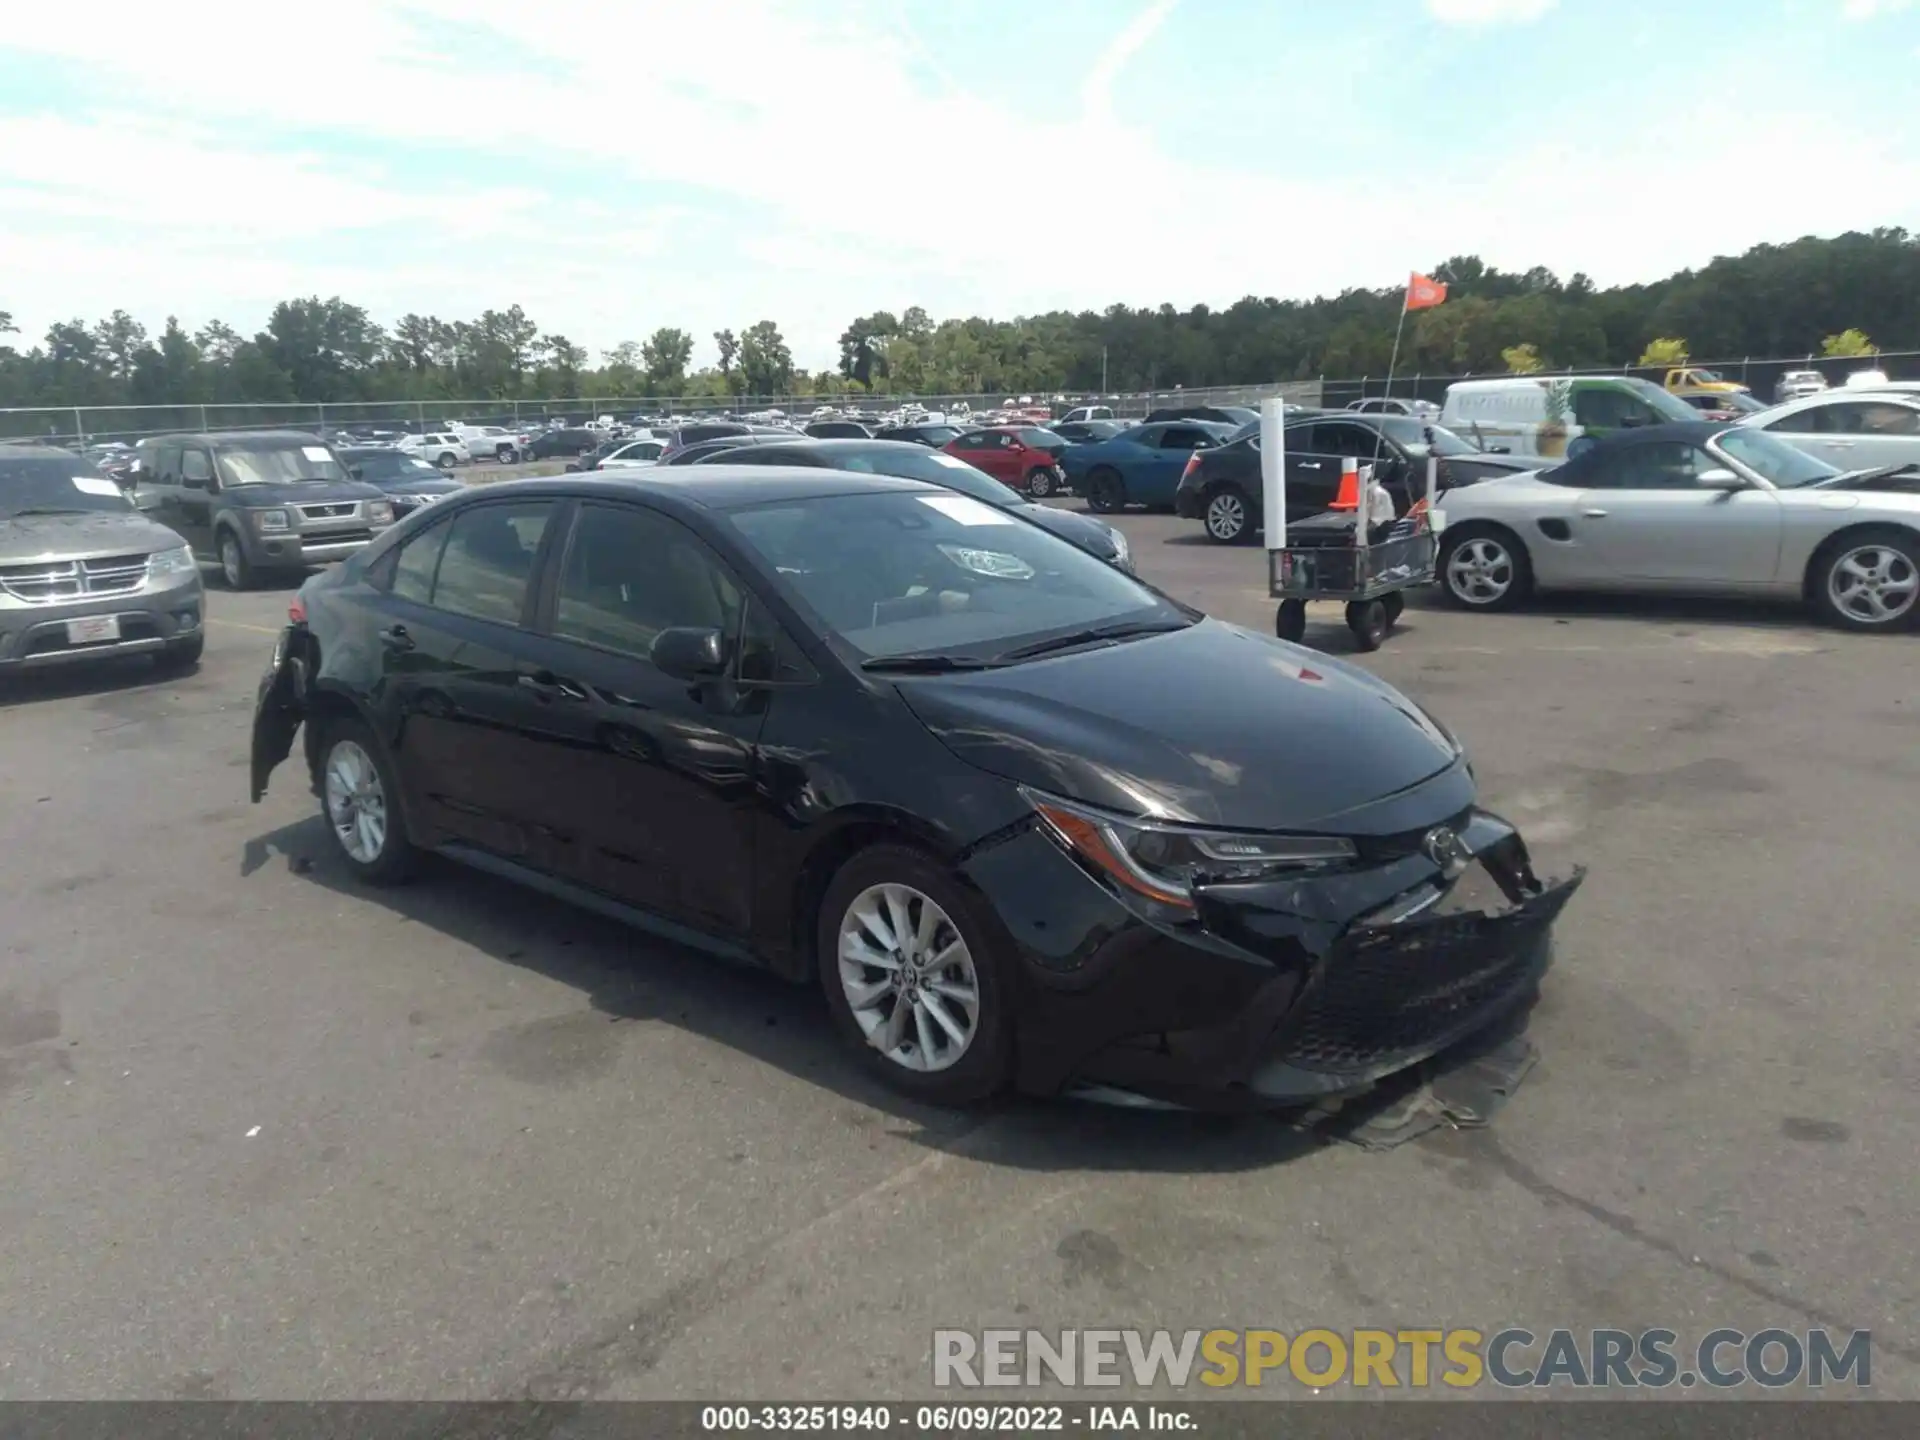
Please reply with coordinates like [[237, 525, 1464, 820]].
[[526, 428, 601, 461], [1174, 414, 1544, 544], [250, 468, 1580, 1110], [691, 437, 1134, 572], [661, 435, 786, 466], [334, 447, 466, 517], [1050, 419, 1127, 445]]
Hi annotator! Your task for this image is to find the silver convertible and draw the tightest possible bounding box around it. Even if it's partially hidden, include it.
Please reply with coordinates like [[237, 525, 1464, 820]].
[[1432, 420, 1920, 633]]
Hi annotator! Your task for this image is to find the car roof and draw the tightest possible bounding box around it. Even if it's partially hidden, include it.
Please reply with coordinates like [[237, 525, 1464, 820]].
[[137, 429, 323, 448], [459, 466, 942, 513], [745, 438, 931, 457]]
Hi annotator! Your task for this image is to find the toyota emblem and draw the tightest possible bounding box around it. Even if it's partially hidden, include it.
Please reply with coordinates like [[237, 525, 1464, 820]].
[[1422, 826, 1472, 880]]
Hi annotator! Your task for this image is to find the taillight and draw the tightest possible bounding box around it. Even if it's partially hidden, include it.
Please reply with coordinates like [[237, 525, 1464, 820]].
[[1181, 454, 1201, 481], [288, 596, 306, 624]]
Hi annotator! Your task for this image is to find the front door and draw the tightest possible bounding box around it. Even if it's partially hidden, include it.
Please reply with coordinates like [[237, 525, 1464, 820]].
[[1576, 440, 1783, 585], [508, 501, 776, 937], [370, 496, 566, 860], [175, 446, 219, 557]]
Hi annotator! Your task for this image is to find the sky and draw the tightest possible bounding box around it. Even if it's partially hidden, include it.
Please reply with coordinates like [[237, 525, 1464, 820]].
[[2, 0, 1917, 371]]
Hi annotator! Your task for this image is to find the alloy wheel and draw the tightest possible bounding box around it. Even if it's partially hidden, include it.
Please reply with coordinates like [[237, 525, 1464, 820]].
[[1205, 490, 1247, 541], [1446, 537, 1513, 605], [836, 883, 980, 1073], [325, 739, 389, 865], [1828, 544, 1918, 626]]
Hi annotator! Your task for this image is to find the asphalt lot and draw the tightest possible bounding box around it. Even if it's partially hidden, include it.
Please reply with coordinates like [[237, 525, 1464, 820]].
[[2, 502, 1916, 1402]]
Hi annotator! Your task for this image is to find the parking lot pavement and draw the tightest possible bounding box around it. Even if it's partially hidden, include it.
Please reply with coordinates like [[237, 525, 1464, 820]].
[[1, 523, 1916, 1402]]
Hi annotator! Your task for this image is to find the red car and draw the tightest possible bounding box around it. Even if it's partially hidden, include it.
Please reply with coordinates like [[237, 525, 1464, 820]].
[[942, 426, 1069, 498]]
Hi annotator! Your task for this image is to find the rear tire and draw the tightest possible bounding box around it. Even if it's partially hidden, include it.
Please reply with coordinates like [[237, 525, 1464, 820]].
[[1346, 599, 1388, 651], [1810, 526, 1920, 633], [1025, 468, 1054, 499], [496, 445, 517, 464], [314, 716, 418, 887], [435, 451, 458, 471], [1084, 468, 1126, 515], [1275, 599, 1307, 643], [816, 843, 1013, 1106], [1202, 485, 1253, 544]]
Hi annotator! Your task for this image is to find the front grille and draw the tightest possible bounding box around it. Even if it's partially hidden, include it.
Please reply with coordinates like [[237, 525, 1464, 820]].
[[296, 502, 358, 520], [1280, 886, 1563, 1075], [0, 554, 149, 604], [299, 528, 374, 545]]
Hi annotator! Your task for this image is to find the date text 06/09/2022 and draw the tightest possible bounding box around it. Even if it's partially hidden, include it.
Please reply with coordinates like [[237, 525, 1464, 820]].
[[699, 1404, 1196, 1432]]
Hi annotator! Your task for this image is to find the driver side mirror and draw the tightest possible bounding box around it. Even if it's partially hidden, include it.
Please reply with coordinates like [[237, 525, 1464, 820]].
[[651, 626, 728, 681], [1696, 468, 1744, 491]]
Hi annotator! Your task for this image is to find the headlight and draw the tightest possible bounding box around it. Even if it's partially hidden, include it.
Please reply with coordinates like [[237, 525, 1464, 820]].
[[1023, 789, 1356, 911], [145, 545, 196, 579], [253, 508, 291, 532], [367, 500, 395, 524]]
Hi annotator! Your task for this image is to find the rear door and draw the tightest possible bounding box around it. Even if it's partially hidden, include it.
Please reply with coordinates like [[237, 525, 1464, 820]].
[[507, 501, 785, 936], [1139, 424, 1216, 503], [362, 497, 566, 861], [1796, 400, 1920, 474], [1307, 420, 1412, 509]]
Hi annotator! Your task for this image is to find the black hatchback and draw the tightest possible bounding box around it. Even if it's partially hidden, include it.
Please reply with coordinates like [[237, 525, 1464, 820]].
[[250, 468, 1580, 1110]]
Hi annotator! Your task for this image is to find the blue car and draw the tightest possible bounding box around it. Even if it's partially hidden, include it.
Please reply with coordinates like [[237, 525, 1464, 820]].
[[1059, 420, 1240, 514]]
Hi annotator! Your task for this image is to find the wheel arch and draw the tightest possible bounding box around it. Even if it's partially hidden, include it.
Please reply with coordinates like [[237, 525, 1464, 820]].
[[784, 807, 966, 984]]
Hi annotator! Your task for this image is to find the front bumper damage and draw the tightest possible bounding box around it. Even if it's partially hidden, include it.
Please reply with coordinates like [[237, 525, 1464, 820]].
[[967, 805, 1584, 1123]]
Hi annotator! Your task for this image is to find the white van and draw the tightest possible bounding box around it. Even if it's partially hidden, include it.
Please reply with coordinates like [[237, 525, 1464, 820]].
[[1439, 375, 1698, 459]]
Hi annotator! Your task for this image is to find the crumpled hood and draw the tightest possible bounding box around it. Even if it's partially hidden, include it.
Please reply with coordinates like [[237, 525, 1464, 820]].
[[893, 619, 1471, 835], [0, 511, 185, 562]]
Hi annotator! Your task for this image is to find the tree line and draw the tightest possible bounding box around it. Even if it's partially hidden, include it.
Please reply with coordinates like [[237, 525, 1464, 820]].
[[2, 228, 1914, 414]]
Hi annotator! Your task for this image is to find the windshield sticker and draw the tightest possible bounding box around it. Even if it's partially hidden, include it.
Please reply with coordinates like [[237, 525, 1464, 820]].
[[72, 475, 121, 496], [916, 494, 1013, 526], [301, 446, 332, 463]]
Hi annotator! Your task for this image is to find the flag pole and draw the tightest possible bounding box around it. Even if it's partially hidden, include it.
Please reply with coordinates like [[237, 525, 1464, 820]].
[[1361, 286, 1413, 545]]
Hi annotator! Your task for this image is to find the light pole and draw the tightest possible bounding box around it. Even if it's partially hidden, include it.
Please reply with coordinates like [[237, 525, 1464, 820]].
[[1101, 346, 1108, 394]]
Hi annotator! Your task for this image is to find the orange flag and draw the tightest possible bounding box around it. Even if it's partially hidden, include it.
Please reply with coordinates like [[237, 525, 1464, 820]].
[[1406, 272, 1448, 311]]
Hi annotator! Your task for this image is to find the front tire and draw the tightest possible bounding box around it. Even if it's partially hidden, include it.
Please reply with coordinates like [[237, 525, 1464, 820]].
[[1812, 527, 1920, 632], [816, 844, 1013, 1105], [1203, 485, 1253, 544], [316, 717, 417, 886], [1438, 524, 1532, 611], [1084, 468, 1126, 515], [154, 632, 205, 675], [218, 530, 255, 591], [496, 445, 517, 464]]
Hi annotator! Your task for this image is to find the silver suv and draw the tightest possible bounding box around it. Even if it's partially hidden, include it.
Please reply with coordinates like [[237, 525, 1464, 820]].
[[0, 444, 207, 672]]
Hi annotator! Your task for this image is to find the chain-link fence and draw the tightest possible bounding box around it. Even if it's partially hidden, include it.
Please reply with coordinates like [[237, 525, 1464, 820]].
[[4, 352, 1913, 447]]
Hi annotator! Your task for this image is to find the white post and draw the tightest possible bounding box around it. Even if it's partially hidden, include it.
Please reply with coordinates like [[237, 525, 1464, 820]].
[[1260, 396, 1288, 553]]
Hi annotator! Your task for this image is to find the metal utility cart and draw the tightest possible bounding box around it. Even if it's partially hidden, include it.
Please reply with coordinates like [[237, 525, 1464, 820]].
[[1259, 404, 1442, 652], [1269, 506, 1437, 651]]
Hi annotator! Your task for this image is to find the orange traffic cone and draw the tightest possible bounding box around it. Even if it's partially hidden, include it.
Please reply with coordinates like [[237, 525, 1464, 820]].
[[1329, 456, 1360, 510]]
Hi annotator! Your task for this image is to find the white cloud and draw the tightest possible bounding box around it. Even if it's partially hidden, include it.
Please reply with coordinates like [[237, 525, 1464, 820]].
[[1, 0, 1915, 371], [1424, 0, 1558, 23]]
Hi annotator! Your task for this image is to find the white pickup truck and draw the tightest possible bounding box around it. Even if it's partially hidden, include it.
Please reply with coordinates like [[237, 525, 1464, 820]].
[[456, 425, 525, 464]]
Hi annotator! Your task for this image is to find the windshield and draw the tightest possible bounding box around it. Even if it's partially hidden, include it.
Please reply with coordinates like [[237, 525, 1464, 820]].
[[727, 491, 1184, 660], [1691, 369, 1725, 383], [1720, 392, 1768, 414], [0, 456, 135, 518], [217, 443, 345, 486], [1714, 428, 1840, 489], [1018, 428, 1065, 450], [1624, 378, 1704, 423], [830, 448, 1026, 507]]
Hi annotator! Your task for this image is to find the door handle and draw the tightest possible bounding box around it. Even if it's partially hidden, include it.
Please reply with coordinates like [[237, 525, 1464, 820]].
[[1581, 508, 1608, 518], [380, 624, 415, 651]]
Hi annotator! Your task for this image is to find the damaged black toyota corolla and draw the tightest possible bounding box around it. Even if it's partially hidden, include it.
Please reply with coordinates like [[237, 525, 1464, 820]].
[[250, 468, 1582, 1110]]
